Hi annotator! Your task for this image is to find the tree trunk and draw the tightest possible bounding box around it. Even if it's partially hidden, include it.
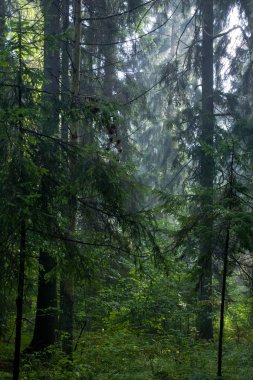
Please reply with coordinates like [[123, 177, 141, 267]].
[[28, 251, 58, 350], [217, 151, 234, 377], [61, 271, 74, 356], [28, 0, 60, 352], [59, 0, 70, 336], [197, 0, 214, 340], [0, 0, 5, 41], [239, 0, 253, 327], [13, 222, 26, 380], [61, 0, 70, 142], [61, 0, 82, 358], [217, 220, 230, 377], [0, 0, 6, 341], [13, 17, 26, 379], [102, 17, 116, 99]]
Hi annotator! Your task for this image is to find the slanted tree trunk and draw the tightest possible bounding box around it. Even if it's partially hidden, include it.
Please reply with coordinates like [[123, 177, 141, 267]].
[[197, 0, 214, 340], [28, 0, 60, 352]]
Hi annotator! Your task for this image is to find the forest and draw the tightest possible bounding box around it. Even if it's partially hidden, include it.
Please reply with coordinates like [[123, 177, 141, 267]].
[[0, 0, 253, 379]]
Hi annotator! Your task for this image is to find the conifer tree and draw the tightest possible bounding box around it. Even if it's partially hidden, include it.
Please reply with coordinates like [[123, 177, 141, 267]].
[[60, 0, 82, 357], [196, 0, 214, 340], [28, 0, 60, 351]]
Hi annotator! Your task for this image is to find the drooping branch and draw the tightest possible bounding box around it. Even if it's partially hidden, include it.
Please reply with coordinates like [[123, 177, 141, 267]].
[[82, 0, 160, 21]]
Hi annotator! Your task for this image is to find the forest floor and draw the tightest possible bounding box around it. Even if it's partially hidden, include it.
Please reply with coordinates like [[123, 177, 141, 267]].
[[0, 332, 253, 379]]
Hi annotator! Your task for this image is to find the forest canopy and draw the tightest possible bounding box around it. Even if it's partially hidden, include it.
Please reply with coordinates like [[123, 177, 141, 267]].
[[0, 0, 253, 379]]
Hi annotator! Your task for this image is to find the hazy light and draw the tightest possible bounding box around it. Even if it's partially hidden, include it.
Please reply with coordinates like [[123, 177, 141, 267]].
[[221, 5, 244, 92]]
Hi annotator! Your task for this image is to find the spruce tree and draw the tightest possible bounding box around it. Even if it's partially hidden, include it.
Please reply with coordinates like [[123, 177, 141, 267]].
[[196, 0, 214, 340], [28, 0, 60, 351]]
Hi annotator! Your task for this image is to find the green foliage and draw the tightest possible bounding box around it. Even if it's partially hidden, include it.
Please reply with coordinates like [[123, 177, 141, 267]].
[[1, 332, 252, 379], [1, 0, 253, 379]]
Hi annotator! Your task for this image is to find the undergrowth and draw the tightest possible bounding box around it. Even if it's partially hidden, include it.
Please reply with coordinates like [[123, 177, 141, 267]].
[[0, 332, 252, 379]]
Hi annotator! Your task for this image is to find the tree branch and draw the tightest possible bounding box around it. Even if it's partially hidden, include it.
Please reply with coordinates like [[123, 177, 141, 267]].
[[81, 0, 159, 21]]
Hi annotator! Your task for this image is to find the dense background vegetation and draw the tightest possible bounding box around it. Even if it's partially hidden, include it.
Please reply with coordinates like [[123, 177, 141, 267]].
[[0, 0, 253, 379]]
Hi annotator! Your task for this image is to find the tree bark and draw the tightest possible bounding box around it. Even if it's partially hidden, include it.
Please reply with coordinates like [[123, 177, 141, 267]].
[[239, 0, 253, 330], [102, 10, 116, 99], [217, 151, 234, 377], [13, 222, 26, 380], [0, 0, 5, 42], [28, 0, 60, 351], [197, 0, 214, 340], [217, 220, 230, 377], [61, 0, 70, 141], [28, 251, 58, 350], [0, 0, 6, 341], [61, 0, 82, 358], [13, 16, 26, 379], [59, 0, 70, 336]]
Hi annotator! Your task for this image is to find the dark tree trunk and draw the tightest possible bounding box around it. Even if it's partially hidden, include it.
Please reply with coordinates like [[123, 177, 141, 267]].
[[60, 0, 82, 358], [61, 274, 74, 356], [61, 0, 70, 142], [250, 264, 253, 327], [28, 252, 57, 350], [0, 0, 6, 341], [59, 0, 70, 340], [242, 1, 253, 37], [42, 0, 60, 133], [13, 222, 26, 380], [197, 0, 214, 340], [217, 152, 234, 377], [238, 1, 253, 327], [217, 220, 230, 377], [13, 17, 26, 378], [28, 0, 60, 351], [0, 0, 5, 41]]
